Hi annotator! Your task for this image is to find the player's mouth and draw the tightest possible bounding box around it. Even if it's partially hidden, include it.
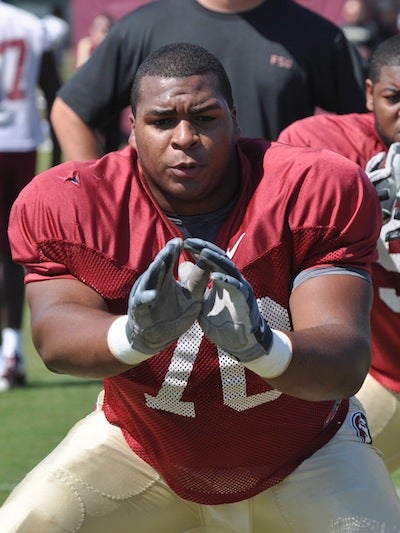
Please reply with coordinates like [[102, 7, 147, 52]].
[[169, 162, 204, 179]]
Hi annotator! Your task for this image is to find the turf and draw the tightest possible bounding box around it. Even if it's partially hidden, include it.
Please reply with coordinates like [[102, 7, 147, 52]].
[[0, 310, 102, 505]]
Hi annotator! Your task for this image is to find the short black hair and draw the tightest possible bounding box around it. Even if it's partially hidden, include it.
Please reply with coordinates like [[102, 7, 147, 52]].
[[130, 42, 234, 113], [369, 34, 400, 83]]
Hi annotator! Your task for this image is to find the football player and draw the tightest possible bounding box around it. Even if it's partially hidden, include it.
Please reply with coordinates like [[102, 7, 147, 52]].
[[0, 0, 64, 391], [1, 43, 399, 530]]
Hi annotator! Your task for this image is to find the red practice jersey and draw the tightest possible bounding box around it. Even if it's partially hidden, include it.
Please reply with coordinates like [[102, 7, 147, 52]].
[[8, 140, 380, 504], [279, 113, 400, 393]]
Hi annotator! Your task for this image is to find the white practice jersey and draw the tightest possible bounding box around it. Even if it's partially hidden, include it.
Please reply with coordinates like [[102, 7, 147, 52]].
[[0, 1, 56, 151]]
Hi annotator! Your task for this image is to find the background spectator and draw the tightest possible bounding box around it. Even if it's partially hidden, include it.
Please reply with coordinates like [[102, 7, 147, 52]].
[[75, 12, 123, 154], [0, 0, 63, 391], [75, 13, 114, 68], [341, 0, 382, 60], [51, 0, 367, 161]]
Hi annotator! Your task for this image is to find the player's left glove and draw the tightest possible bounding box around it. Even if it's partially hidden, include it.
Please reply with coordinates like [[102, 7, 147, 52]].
[[183, 238, 273, 362], [365, 142, 400, 224]]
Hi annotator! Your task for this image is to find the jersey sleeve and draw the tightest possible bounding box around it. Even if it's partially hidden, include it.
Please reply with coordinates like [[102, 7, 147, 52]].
[[286, 148, 381, 275], [41, 15, 69, 52], [8, 157, 120, 284], [8, 165, 81, 282], [278, 113, 383, 171], [278, 117, 317, 147]]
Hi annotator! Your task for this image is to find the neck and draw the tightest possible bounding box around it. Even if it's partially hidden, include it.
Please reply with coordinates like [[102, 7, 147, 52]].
[[196, 0, 265, 13]]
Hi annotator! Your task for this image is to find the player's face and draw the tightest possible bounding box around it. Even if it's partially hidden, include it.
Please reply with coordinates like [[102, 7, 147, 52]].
[[366, 65, 400, 147], [129, 74, 241, 215]]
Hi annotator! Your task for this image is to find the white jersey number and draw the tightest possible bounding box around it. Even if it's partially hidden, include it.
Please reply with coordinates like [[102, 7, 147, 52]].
[[145, 296, 290, 417]]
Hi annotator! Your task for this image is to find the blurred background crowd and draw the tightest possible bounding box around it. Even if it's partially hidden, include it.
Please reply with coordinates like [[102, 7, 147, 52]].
[[2, 0, 400, 158], [7, 0, 400, 80]]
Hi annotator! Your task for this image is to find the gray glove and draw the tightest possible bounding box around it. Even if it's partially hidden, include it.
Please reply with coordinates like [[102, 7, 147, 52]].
[[126, 238, 210, 355], [365, 142, 400, 224], [183, 238, 273, 362]]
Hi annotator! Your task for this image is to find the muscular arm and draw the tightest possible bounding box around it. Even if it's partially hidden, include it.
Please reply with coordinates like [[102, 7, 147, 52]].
[[27, 278, 131, 378], [50, 96, 103, 160], [267, 273, 373, 401], [26, 271, 374, 401]]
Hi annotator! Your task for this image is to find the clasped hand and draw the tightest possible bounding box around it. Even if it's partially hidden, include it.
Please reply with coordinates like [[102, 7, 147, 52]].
[[125, 238, 272, 362]]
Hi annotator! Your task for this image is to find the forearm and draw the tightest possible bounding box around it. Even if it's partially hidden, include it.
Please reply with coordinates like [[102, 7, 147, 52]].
[[30, 304, 133, 378], [50, 96, 102, 160], [261, 324, 371, 401], [27, 280, 136, 378], [262, 275, 374, 401]]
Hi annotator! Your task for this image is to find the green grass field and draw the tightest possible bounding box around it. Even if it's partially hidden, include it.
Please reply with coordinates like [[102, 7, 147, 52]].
[[0, 318, 102, 505], [0, 149, 399, 507]]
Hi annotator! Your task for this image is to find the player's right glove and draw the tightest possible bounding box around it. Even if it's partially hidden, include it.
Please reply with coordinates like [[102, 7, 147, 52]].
[[365, 142, 400, 224], [126, 238, 210, 354], [107, 238, 210, 365]]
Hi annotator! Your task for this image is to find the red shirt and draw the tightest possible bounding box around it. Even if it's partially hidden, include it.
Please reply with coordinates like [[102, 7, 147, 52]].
[[279, 113, 400, 393], [8, 140, 380, 503]]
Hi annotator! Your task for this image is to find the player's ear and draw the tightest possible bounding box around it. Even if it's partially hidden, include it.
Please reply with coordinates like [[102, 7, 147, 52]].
[[365, 79, 374, 112], [128, 114, 137, 149]]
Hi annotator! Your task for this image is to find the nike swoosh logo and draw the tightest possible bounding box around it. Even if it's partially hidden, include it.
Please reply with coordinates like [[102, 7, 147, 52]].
[[226, 233, 246, 259]]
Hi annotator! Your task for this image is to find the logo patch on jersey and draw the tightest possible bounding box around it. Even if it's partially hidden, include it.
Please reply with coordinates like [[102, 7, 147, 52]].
[[270, 54, 293, 69], [351, 411, 372, 443], [226, 233, 246, 259], [58, 171, 81, 186], [67, 171, 80, 186]]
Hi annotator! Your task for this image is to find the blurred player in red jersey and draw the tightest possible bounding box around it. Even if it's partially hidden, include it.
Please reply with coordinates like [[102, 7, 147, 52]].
[[279, 34, 400, 475], [1, 43, 399, 531], [0, 0, 63, 391]]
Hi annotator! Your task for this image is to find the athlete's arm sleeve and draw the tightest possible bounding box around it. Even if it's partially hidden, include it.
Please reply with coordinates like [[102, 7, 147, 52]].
[[8, 166, 79, 282]]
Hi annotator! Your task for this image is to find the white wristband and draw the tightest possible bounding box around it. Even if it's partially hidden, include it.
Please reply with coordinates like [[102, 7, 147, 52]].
[[243, 329, 293, 378], [107, 315, 149, 366]]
